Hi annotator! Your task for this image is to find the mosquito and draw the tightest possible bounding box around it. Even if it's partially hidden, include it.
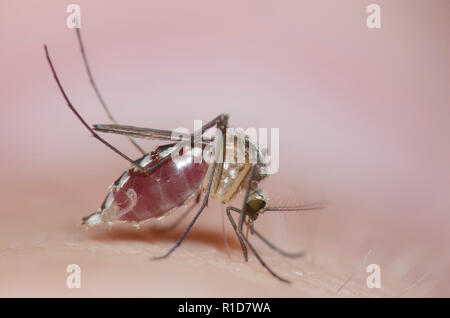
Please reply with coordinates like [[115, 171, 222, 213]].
[[44, 29, 324, 283]]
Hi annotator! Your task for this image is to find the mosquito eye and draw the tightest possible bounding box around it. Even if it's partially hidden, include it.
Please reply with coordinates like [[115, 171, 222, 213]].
[[246, 198, 266, 216]]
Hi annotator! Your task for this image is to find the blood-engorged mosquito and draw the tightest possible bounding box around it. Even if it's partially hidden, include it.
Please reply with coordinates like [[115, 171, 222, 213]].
[[44, 29, 324, 283]]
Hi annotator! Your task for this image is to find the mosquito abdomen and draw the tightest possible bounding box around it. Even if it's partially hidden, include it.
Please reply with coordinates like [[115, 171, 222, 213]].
[[87, 147, 208, 225]]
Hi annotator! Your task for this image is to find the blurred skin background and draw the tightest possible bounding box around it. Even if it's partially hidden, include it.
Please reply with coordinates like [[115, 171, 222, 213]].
[[0, 0, 449, 297]]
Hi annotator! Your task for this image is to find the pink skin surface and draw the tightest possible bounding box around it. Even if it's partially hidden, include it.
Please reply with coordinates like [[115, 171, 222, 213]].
[[1, 1, 450, 297]]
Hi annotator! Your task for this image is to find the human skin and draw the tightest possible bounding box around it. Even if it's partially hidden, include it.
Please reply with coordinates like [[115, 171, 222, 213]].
[[1, 1, 449, 297]]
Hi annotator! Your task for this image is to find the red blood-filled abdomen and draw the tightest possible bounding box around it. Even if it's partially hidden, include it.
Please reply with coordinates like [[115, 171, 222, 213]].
[[101, 147, 208, 224]]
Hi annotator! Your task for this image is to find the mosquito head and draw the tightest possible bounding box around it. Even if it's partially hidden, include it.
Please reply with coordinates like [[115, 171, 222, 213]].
[[245, 190, 269, 220]]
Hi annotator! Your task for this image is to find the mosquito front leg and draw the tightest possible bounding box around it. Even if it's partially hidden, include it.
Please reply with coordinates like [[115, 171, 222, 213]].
[[249, 223, 305, 258], [225, 205, 290, 283], [238, 164, 257, 232], [226, 206, 249, 262], [228, 207, 305, 258], [238, 229, 291, 284]]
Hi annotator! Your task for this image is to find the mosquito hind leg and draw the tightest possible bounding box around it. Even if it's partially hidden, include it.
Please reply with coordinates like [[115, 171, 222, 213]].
[[95, 114, 229, 174], [151, 160, 217, 260], [44, 45, 141, 169], [146, 113, 228, 175], [75, 28, 145, 155], [151, 121, 226, 260]]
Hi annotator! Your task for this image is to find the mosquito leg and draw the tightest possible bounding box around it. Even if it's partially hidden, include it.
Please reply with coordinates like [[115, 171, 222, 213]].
[[151, 160, 217, 260], [75, 29, 145, 155], [142, 114, 227, 176], [226, 206, 248, 261], [151, 126, 224, 260], [226, 205, 290, 283], [211, 115, 228, 195], [150, 193, 201, 233], [238, 231, 291, 284], [92, 113, 229, 143], [200, 114, 229, 134], [249, 223, 305, 258], [93, 124, 214, 143], [238, 164, 257, 232], [221, 163, 252, 203], [44, 45, 141, 169], [227, 207, 305, 258], [139, 113, 228, 175]]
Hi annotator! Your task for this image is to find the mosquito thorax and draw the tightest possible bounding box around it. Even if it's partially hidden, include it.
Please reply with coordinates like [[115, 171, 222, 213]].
[[245, 190, 268, 220]]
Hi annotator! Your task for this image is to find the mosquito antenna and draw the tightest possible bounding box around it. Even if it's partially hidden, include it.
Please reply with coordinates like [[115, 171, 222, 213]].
[[75, 28, 146, 155], [44, 44, 142, 169]]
